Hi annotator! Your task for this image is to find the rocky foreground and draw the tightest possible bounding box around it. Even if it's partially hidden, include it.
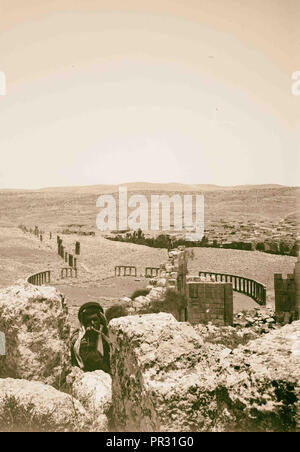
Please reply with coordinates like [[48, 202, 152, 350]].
[[110, 313, 300, 432], [0, 284, 299, 432]]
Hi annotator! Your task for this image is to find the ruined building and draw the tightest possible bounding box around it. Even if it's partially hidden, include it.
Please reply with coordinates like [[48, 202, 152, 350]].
[[274, 251, 300, 323]]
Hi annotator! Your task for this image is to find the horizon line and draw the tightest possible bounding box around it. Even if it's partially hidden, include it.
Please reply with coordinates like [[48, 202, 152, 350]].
[[0, 182, 298, 192]]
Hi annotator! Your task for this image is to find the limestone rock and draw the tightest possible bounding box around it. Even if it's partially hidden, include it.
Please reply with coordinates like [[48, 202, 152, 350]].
[[133, 296, 151, 307], [157, 278, 167, 287], [67, 367, 112, 419], [109, 313, 219, 432], [0, 284, 71, 388], [147, 287, 166, 302], [110, 313, 300, 432], [120, 297, 132, 303], [0, 378, 107, 432]]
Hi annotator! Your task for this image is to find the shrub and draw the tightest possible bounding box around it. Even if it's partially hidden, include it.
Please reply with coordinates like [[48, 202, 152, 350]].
[[131, 289, 150, 299], [105, 304, 128, 323], [256, 242, 265, 251], [141, 289, 187, 317]]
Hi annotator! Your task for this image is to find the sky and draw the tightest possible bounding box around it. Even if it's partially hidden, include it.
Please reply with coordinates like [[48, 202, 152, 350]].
[[0, 0, 299, 189]]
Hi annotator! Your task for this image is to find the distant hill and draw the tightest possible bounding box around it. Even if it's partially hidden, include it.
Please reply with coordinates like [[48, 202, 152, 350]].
[[0, 182, 290, 194], [0, 183, 298, 230]]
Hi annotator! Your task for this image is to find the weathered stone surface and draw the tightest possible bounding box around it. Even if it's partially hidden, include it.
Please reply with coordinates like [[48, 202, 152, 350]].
[[133, 296, 151, 308], [109, 313, 220, 432], [120, 297, 132, 303], [66, 367, 112, 420], [0, 378, 107, 432], [110, 313, 300, 432], [147, 287, 166, 302], [0, 284, 71, 387]]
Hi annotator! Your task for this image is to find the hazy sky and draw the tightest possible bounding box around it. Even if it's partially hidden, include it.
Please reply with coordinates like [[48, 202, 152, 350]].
[[0, 0, 299, 189]]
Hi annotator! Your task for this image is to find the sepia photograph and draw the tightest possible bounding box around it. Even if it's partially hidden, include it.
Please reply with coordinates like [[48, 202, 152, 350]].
[[0, 0, 299, 437]]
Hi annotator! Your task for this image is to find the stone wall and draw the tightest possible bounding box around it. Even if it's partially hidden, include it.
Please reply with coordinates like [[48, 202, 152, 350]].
[[274, 253, 300, 323], [110, 313, 300, 432], [143, 247, 233, 326], [186, 281, 233, 326]]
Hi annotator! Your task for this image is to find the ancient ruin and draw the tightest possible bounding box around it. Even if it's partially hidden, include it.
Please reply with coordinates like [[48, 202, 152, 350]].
[[114, 266, 137, 277], [2, 229, 299, 432], [274, 252, 300, 323]]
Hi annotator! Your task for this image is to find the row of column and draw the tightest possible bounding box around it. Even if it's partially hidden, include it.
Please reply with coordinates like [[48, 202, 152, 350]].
[[198, 272, 266, 305], [115, 266, 137, 277], [29, 271, 51, 286], [145, 267, 160, 277], [57, 236, 77, 269], [61, 268, 78, 279]]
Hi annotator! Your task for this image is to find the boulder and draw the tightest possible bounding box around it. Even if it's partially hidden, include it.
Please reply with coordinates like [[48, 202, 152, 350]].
[[0, 377, 107, 432], [66, 367, 112, 423], [156, 278, 167, 287], [120, 297, 132, 303], [147, 287, 166, 302], [109, 313, 300, 432], [0, 284, 71, 387]]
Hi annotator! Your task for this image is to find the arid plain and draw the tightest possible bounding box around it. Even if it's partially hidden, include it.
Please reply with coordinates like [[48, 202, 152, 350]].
[[0, 183, 298, 327]]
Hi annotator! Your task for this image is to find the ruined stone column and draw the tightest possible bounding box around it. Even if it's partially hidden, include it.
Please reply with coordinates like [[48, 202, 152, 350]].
[[294, 253, 300, 316], [224, 283, 233, 325], [75, 241, 80, 255]]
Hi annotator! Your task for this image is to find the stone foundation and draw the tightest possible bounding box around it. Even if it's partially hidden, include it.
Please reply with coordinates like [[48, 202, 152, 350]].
[[186, 282, 233, 326]]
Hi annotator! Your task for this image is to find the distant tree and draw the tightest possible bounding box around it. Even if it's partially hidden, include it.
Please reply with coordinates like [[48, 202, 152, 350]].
[[290, 241, 299, 257], [279, 241, 290, 255], [267, 241, 279, 254], [137, 228, 144, 240], [200, 235, 209, 247], [256, 242, 265, 252]]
